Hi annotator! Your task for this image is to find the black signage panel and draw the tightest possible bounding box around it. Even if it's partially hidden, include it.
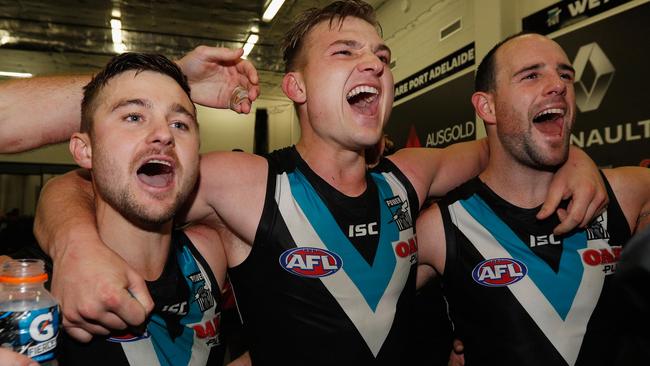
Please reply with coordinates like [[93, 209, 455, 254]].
[[393, 43, 475, 102], [386, 72, 476, 150], [555, 1, 650, 167], [522, 0, 632, 35]]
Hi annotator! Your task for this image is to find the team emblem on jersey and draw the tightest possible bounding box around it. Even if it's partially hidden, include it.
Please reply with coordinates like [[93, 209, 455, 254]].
[[385, 195, 412, 231], [586, 215, 610, 241], [472, 258, 528, 287], [194, 286, 215, 312], [279, 247, 343, 278]]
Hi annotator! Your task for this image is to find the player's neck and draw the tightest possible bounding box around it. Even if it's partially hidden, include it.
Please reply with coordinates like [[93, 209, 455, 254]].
[[480, 150, 555, 209], [95, 198, 172, 281], [296, 139, 368, 197]]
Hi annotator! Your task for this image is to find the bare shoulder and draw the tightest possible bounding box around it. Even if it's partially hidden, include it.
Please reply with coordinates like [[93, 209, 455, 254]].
[[388, 148, 442, 205], [199, 151, 267, 179], [197, 152, 269, 242]]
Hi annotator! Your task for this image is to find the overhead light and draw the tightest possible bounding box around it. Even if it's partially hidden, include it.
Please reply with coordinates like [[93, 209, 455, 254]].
[[111, 9, 121, 18], [0, 71, 33, 78], [0, 29, 12, 45], [110, 18, 126, 53], [242, 33, 259, 59], [262, 0, 286, 22]]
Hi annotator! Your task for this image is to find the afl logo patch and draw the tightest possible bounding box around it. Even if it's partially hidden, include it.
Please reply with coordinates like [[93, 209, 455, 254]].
[[472, 258, 527, 287], [279, 247, 343, 278]]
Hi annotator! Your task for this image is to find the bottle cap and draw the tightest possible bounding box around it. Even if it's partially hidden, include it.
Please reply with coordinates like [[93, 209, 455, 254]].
[[0, 259, 48, 283]]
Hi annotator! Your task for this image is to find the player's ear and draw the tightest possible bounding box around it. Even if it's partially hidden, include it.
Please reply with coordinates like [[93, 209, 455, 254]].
[[69, 132, 92, 169], [471, 91, 496, 126], [282, 71, 307, 104]]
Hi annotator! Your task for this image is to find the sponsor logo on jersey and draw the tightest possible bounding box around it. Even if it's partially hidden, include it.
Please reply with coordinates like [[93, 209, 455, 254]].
[[162, 301, 189, 316], [529, 233, 561, 248], [580, 245, 621, 274], [394, 236, 418, 264], [385, 196, 412, 231], [472, 258, 528, 287], [193, 314, 222, 347], [107, 330, 151, 343], [279, 247, 343, 278], [348, 222, 378, 238]]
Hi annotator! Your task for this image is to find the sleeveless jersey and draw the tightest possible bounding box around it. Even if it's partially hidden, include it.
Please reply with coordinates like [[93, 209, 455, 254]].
[[59, 230, 226, 366], [229, 146, 419, 365], [439, 176, 631, 366]]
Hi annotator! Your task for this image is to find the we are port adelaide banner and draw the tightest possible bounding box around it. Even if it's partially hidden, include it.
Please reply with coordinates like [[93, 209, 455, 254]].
[[525, 1, 650, 168], [385, 43, 477, 150]]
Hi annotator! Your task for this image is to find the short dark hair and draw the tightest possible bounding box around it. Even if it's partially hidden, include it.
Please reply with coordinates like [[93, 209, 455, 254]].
[[281, 0, 381, 73], [81, 52, 191, 134], [474, 31, 537, 92]]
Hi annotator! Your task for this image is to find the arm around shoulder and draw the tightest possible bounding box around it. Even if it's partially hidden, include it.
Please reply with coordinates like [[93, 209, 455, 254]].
[[180, 151, 267, 244], [541, 146, 609, 235], [389, 138, 489, 205], [34, 169, 96, 259], [35, 169, 154, 342]]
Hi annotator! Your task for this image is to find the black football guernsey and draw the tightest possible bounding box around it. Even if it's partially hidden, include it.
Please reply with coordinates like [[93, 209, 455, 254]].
[[439, 176, 631, 366], [229, 146, 419, 365], [59, 230, 226, 366]]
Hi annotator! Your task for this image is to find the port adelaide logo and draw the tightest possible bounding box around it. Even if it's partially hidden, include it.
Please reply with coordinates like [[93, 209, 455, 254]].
[[472, 258, 528, 287], [385, 195, 412, 231], [279, 247, 343, 278]]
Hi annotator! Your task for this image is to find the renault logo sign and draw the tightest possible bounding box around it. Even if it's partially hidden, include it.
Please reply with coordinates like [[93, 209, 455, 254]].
[[572, 42, 615, 112]]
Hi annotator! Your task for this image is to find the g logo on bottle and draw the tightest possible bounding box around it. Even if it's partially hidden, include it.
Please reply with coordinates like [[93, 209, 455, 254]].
[[29, 312, 55, 342]]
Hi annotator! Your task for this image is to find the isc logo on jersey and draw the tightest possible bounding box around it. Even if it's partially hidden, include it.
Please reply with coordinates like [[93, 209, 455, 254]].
[[472, 258, 528, 287], [279, 247, 343, 278]]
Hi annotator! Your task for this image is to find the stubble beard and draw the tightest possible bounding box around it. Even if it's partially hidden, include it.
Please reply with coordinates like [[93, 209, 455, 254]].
[[497, 104, 571, 172], [93, 155, 192, 229], [500, 126, 570, 172]]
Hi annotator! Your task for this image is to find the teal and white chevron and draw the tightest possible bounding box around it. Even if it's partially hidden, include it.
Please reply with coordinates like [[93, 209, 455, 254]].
[[276, 169, 414, 356], [450, 197, 610, 366]]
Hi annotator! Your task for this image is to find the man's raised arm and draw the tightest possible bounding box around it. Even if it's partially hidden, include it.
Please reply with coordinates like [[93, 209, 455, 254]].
[[0, 75, 89, 153], [0, 46, 259, 154], [34, 170, 154, 342]]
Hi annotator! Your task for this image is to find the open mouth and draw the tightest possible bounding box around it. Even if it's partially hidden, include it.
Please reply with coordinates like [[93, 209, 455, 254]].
[[532, 108, 565, 135], [137, 159, 174, 188], [346, 85, 379, 115]]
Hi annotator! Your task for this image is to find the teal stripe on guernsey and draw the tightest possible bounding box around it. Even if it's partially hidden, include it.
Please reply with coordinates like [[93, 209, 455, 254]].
[[288, 169, 399, 311], [147, 246, 205, 366], [459, 195, 586, 320]]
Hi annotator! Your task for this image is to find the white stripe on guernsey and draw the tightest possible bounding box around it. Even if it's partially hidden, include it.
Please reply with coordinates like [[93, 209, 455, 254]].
[[187, 259, 217, 366], [276, 173, 413, 356], [121, 338, 162, 366], [450, 203, 607, 366]]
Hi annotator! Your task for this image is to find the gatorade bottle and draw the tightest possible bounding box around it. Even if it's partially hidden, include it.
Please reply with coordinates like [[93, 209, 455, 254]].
[[0, 259, 59, 365]]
